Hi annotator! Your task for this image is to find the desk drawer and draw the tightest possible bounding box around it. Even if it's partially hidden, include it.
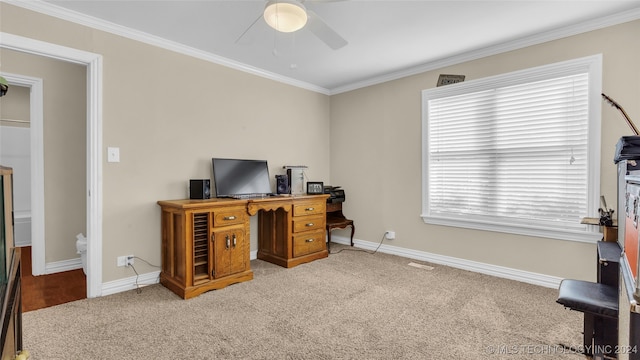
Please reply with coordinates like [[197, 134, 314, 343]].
[[213, 207, 246, 226], [293, 229, 326, 257], [293, 214, 325, 233], [293, 201, 325, 217]]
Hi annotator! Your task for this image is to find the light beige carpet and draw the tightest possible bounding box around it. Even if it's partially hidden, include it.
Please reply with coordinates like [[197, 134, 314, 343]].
[[23, 245, 586, 359]]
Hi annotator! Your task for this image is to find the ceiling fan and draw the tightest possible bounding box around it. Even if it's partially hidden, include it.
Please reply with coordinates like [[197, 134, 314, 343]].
[[235, 0, 348, 50]]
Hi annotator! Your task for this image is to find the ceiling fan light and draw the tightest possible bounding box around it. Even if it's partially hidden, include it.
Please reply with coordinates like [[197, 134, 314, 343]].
[[264, 1, 308, 33]]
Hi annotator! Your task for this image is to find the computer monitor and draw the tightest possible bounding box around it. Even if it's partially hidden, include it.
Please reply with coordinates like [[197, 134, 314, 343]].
[[211, 158, 272, 198]]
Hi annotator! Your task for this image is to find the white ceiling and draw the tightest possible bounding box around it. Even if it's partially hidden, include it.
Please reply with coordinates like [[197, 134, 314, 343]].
[[18, 0, 640, 93]]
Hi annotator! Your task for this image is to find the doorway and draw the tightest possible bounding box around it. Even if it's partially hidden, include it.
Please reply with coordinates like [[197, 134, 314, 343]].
[[0, 74, 44, 275], [1, 32, 103, 298], [0, 84, 32, 248]]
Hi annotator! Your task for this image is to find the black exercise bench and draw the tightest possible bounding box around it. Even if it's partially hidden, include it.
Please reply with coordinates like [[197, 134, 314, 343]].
[[556, 242, 621, 359], [557, 279, 618, 358]]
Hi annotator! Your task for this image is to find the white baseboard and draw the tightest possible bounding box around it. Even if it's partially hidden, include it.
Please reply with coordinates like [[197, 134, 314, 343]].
[[15, 238, 31, 248], [44, 257, 83, 274], [100, 250, 253, 297], [329, 235, 563, 289], [101, 270, 161, 297], [41, 258, 161, 296], [95, 236, 562, 297]]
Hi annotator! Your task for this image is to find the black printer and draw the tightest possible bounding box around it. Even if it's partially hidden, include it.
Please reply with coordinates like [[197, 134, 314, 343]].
[[324, 186, 345, 203]]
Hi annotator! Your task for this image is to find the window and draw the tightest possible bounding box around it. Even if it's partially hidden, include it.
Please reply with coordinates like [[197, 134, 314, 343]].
[[422, 55, 602, 242]]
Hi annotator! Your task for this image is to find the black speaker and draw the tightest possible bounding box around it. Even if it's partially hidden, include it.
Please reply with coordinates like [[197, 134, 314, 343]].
[[190, 179, 211, 199], [276, 174, 289, 194]]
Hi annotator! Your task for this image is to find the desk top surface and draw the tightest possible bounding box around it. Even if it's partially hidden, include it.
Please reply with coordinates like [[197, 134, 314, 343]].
[[158, 194, 329, 210]]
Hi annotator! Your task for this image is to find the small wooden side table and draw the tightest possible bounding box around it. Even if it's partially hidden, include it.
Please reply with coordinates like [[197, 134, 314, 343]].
[[326, 202, 355, 251]]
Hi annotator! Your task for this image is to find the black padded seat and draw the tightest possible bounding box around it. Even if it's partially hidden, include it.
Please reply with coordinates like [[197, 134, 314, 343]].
[[557, 279, 618, 317], [557, 278, 619, 357]]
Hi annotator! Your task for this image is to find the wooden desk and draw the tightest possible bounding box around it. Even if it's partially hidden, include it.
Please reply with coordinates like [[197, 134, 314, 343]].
[[157, 194, 329, 299], [248, 195, 329, 268]]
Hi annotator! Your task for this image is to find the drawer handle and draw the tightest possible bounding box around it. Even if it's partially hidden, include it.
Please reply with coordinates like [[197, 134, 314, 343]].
[[233, 234, 237, 248], [225, 235, 230, 249], [305, 238, 314, 243], [306, 223, 314, 227], [224, 216, 236, 220], [305, 207, 315, 211]]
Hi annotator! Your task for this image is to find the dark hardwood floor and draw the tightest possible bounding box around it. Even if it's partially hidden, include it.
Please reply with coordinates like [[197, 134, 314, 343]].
[[20, 246, 87, 312]]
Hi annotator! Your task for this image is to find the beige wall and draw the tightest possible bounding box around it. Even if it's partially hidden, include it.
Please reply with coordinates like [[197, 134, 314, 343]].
[[0, 84, 30, 128], [2, 2, 638, 286], [330, 20, 640, 282], [0, 48, 87, 264], [0, 3, 330, 282]]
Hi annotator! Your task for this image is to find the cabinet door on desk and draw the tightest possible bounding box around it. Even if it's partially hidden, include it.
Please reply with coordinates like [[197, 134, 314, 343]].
[[212, 225, 247, 279]]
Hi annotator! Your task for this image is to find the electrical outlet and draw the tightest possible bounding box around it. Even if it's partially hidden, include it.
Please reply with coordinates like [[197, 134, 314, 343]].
[[385, 231, 396, 240], [117, 255, 134, 267]]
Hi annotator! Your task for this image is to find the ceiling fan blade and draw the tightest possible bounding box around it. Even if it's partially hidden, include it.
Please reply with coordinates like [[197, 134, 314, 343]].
[[235, 12, 264, 45], [305, 9, 348, 50]]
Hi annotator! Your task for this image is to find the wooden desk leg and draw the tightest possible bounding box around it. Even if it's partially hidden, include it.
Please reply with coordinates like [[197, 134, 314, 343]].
[[327, 223, 355, 252], [349, 225, 355, 247]]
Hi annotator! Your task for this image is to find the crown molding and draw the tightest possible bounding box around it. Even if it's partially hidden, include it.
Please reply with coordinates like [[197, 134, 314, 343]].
[[2, 0, 332, 95], [4, 0, 639, 96], [329, 7, 640, 95]]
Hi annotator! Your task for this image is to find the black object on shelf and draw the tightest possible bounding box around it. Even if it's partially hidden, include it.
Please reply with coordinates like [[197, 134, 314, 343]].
[[614, 136, 640, 163], [324, 186, 345, 203]]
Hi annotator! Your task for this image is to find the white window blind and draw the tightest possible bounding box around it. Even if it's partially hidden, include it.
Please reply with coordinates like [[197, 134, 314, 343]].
[[422, 56, 602, 242]]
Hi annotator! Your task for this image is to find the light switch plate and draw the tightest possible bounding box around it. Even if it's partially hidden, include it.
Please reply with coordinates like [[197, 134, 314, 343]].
[[107, 147, 120, 163]]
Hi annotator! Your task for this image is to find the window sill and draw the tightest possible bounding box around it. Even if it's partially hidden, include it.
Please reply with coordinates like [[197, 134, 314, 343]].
[[421, 214, 603, 243]]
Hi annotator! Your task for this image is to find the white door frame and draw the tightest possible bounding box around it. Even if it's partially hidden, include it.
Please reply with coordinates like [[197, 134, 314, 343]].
[[1, 32, 103, 298], [1, 72, 44, 271]]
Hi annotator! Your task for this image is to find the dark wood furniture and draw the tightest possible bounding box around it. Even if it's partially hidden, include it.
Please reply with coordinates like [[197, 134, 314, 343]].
[[1, 249, 22, 360], [325, 202, 354, 251], [0, 166, 23, 359], [157, 195, 329, 299]]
